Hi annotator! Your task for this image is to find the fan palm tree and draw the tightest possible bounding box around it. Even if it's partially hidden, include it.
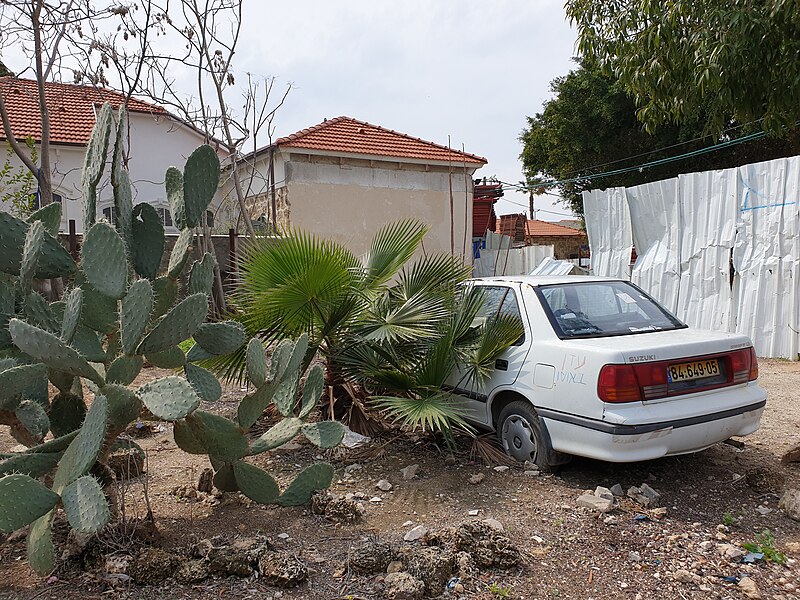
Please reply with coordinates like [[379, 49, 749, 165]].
[[220, 220, 523, 437]]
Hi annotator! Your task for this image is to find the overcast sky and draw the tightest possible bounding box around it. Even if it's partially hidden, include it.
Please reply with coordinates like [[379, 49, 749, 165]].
[[235, 1, 579, 221]]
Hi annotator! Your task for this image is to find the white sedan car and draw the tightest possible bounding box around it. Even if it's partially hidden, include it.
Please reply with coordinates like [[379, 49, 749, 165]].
[[449, 276, 766, 469]]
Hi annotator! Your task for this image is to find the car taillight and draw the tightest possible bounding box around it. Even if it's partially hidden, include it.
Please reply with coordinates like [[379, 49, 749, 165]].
[[730, 348, 752, 384], [748, 346, 759, 381], [598, 364, 642, 403]]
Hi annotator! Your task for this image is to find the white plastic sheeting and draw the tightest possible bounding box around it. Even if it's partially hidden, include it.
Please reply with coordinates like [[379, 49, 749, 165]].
[[473, 231, 554, 277], [529, 256, 582, 276], [583, 187, 633, 279], [583, 154, 800, 359]]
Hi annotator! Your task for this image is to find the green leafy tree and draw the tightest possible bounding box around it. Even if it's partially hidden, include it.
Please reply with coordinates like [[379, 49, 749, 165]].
[[0, 137, 37, 217], [520, 61, 800, 218], [565, 0, 800, 134]]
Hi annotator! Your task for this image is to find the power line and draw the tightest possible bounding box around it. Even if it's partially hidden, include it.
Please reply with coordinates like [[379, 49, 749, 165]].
[[515, 130, 768, 191]]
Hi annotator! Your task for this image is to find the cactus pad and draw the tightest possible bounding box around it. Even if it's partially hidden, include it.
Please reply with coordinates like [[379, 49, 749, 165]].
[[0, 363, 48, 411], [167, 228, 193, 279], [101, 385, 142, 428], [246, 338, 267, 387], [113, 169, 135, 251], [233, 461, 279, 504], [137, 376, 200, 421], [82, 222, 128, 299], [186, 341, 215, 362], [24, 290, 60, 332], [52, 394, 108, 493], [301, 421, 345, 449], [212, 463, 239, 492], [20, 220, 45, 291], [79, 282, 118, 334], [236, 383, 274, 431], [183, 145, 220, 228], [131, 203, 165, 280], [151, 276, 179, 321], [184, 363, 221, 402], [188, 253, 214, 296], [28, 202, 61, 236], [0, 452, 60, 478], [9, 319, 104, 385], [194, 321, 246, 355], [0, 474, 60, 532], [173, 419, 206, 454], [145, 346, 186, 369], [82, 103, 113, 230], [276, 463, 335, 507], [0, 212, 76, 278], [268, 338, 295, 385], [61, 475, 110, 534], [61, 288, 83, 343], [299, 364, 324, 419], [166, 166, 187, 230], [250, 417, 303, 455], [137, 293, 208, 355], [121, 278, 153, 355], [14, 400, 50, 441], [49, 392, 87, 437], [106, 355, 143, 385], [27, 511, 55, 575], [186, 410, 249, 462], [70, 326, 107, 363], [273, 376, 299, 418]]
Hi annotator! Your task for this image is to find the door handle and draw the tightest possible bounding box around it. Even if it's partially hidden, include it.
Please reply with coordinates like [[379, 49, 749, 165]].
[[495, 359, 508, 371]]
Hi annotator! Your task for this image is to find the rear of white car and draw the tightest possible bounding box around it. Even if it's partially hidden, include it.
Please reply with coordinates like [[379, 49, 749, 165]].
[[457, 276, 767, 466]]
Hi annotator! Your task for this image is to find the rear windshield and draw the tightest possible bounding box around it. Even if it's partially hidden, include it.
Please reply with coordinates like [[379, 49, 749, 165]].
[[535, 281, 686, 339]]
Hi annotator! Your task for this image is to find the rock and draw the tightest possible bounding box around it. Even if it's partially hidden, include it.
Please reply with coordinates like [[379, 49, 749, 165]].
[[576, 493, 614, 513], [384, 571, 425, 600], [258, 551, 308, 587], [453, 520, 520, 568], [484, 518, 504, 532], [610, 483, 624, 496], [756, 505, 773, 515], [344, 463, 363, 476], [107, 447, 145, 480], [207, 546, 253, 577], [348, 539, 395, 574], [779, 489, 800, 521], [454, 550, 477, 581], [174, 559, 210, 584], [717, 543, 746, 561], [387, 560, 404, 573], [469, 473, 485, 485], [377, 479, 393, 492], [745, 467, 785, 494], [672, 569, 701, 585], [370, 496, 383, 503], [400, 464, 419, 480], [341, 426, 370, 449], [197, 468, 214, 494], [628, 551, 641, 562], [105, 555, 130, 574], [467, 509, 480, 516], [524, 470, 540, 476], [404, 547, 456, 596], [404, 525, 428, 542], [627, 483, 661, 507], [277, 533, 290, 540], [781, 443, 800, 464], [311, 492, 365, 524], [493, 465, 509, 472], [738, 576, 762, 599], [784, 541, 800, 554], [128, 548, 182, 585], [444, 455, 456, 466], [595, 486, 614, 501], [650, 507, 668, 519]]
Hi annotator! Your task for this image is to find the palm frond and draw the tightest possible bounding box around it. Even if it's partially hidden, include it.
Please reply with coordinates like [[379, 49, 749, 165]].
[[461, 314, 525, 388], [336, 341, 417, 391], [363, 219, 428, 288], [356, 290, 450, 343], [395, 253, 472, 301], [371, 390, 470, 434]]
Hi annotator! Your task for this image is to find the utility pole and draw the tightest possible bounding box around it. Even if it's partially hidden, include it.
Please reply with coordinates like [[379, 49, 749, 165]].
[[529, 188, 535, 220]]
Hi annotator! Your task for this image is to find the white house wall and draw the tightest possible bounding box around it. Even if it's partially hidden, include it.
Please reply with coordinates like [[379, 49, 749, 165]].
[[1, 111, 223, 233], [583, 154, 800, 359]]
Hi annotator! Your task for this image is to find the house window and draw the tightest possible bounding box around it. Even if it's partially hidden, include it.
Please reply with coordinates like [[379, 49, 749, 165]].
[[32, 192, 62, 211], [205, 210, 214, 228], [102, 206, 116, 225], [156, 207, 173, 227]]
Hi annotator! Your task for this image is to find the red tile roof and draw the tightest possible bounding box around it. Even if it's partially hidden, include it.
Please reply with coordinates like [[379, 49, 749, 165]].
[[525, 219, 586, 237], [276, 116, 487, 165], [0, 78, 166, 146]]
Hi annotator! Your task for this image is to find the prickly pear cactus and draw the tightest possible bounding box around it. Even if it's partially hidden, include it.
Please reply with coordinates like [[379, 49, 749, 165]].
[[0, 103, 341, 576]]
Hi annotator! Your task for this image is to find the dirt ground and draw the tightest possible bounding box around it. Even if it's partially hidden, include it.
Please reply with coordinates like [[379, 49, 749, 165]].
[[2, 360, 800, 599]]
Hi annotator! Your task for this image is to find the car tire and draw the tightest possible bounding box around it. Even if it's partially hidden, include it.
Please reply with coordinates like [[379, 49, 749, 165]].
[[496, 400, 564, 471]]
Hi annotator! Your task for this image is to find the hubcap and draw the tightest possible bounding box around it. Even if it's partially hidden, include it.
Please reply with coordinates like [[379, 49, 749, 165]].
[[501, 415, 537, 462]]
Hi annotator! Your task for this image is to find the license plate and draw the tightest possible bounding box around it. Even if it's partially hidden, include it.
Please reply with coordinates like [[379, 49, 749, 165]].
[[667, 359, 721, 382]]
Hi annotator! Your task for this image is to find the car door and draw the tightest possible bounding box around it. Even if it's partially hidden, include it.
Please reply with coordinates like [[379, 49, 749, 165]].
[[447, 283, 532, 426]]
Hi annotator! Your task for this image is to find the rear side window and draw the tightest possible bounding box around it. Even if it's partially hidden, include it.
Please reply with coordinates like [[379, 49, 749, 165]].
[[478, 286, 525, 345], [537, 281, 685, 339]]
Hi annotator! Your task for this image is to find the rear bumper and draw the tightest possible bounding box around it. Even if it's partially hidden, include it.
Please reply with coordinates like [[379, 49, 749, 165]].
[[540, 393, 766, 463]]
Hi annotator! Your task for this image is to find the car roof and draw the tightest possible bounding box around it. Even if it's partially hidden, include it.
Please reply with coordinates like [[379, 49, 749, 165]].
[[468, 275, 623, 287]]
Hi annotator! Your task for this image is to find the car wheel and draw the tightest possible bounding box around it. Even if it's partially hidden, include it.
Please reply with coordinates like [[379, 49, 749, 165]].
[[497, 400, 555, 470]]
